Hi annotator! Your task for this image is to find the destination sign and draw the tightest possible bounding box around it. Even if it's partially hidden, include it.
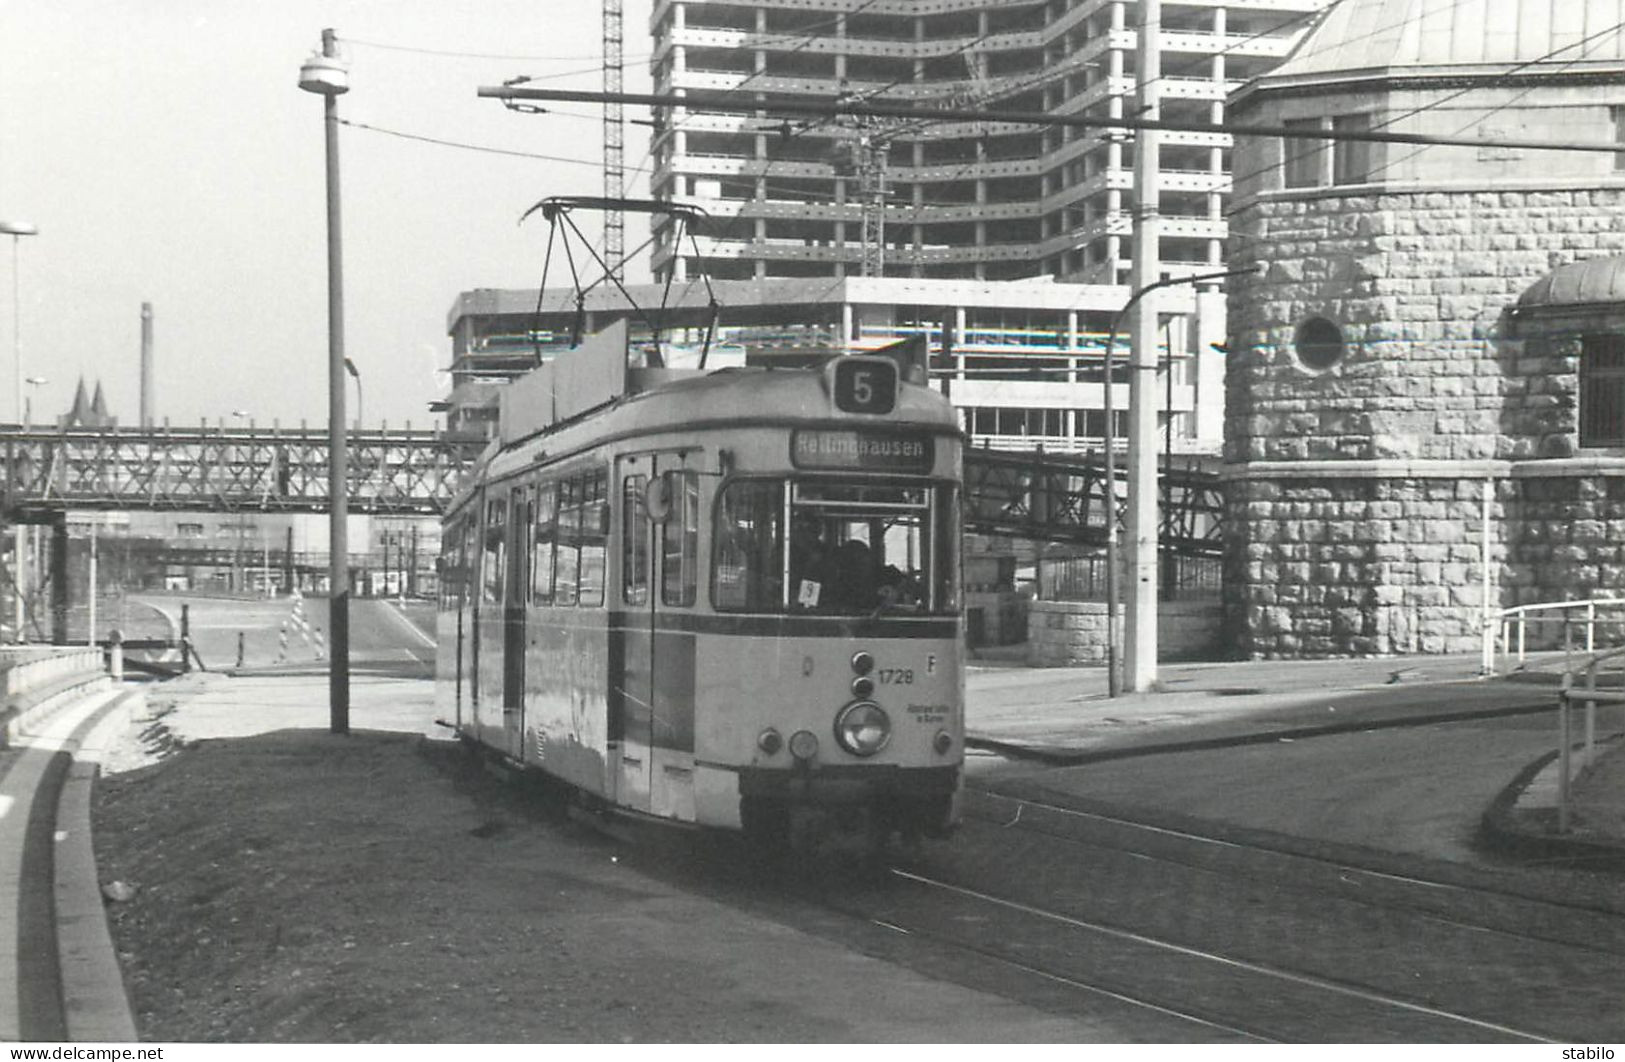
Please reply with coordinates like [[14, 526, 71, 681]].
[[791, 430, 935, 472]]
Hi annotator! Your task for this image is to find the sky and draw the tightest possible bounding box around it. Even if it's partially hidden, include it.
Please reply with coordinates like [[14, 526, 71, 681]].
[[0, 0, 654, 432]]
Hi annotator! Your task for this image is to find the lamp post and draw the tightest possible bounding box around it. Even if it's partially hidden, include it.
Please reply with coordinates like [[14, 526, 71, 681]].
[[1, 220, 38, 425], [1, 220, 38, 643], [300, 28, 351, 735], [23, 376, 46, 429], [344, 357, 361, 430]]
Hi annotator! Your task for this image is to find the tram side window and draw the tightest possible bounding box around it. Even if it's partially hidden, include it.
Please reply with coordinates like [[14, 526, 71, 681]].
[[531, 482, 557, 606], [713, 479, 783, 612], [438, 518, 463, 609], [662, 470, 700, 607], [579, 470, 608, 607], [481, 496, 506, 605], [554, 478, 580, 607], [623, 475, 649, 606]]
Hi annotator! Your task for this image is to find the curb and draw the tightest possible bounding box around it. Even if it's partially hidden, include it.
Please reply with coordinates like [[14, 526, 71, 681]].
[[1478, 748, 1625, 872], [965, 695, 1556, 767], [54, 689, 143, 1041]]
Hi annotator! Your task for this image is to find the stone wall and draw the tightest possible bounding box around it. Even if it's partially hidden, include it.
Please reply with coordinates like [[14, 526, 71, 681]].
[[1223, 185, 1625, 657], [1028, 599, 1224, 667]]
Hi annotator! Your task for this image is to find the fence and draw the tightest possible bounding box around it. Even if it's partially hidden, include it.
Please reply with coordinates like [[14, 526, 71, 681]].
[[1039, 550, 1220, 603]]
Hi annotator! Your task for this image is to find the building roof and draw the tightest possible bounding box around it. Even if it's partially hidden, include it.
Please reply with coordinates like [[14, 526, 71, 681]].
[[1518, 255, 1625, 309], [1260, 0, 1625, 84]]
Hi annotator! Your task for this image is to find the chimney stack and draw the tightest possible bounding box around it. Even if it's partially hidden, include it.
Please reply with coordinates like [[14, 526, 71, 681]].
[[140, 302, 153, 427]]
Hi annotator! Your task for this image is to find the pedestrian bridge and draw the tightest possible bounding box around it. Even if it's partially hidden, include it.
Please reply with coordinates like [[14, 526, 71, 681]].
[[0, 424, 1222, 553]]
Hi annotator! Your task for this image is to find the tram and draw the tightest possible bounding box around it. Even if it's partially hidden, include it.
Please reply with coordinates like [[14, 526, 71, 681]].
[[435, 319, 966, 851]]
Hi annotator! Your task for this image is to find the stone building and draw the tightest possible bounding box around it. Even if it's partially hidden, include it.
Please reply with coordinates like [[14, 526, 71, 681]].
[[1223, 0, 1625, 657]]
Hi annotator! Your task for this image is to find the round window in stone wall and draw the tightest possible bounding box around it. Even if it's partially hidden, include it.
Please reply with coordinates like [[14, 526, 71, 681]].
[[1294, 317, 1346, 371]]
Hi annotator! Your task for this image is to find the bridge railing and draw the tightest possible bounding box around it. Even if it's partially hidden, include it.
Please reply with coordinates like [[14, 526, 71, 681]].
[[0, 646, 114, 748], [1555, 643, 1625, 833], [1481, 597, 1625, 676]]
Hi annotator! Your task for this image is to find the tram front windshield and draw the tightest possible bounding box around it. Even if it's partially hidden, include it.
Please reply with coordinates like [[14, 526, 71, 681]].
[[714, 478, 959, 615]]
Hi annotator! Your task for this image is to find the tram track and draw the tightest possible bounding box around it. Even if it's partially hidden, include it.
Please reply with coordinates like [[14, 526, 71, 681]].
[[960, 786, 1625, 956], [787, 788, 1625, 1043]]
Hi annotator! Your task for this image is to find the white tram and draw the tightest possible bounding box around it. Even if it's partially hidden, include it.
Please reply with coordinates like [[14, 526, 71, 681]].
[[436, 323, 965, 849]]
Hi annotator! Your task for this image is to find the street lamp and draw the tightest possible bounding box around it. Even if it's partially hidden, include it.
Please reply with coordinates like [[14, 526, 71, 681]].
[[1, 220, 37, 643], [300, 28, 351, 735], [0, 220, 38, 426], [344, 357, 361, 430], [23, 376, 46, 428]]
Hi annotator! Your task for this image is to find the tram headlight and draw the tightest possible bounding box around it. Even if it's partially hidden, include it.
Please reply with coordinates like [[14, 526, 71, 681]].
[[933, 729, 953, 756], [833, 701, 891, 757], [757, 728, 783, 756], [788, 729, 820, 761]]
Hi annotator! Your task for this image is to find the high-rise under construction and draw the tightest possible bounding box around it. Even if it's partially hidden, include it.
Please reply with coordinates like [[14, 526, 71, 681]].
[[648, 0, 1328, 284]]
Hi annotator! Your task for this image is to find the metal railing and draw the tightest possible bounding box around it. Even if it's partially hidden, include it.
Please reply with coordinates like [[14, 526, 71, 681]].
[[1556, 643, 1625, 833], [1480, 597, 1625, 676]]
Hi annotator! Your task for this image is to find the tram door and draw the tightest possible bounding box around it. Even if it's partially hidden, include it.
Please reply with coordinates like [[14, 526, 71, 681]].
[[616, 456, 658, 812], [501, 487, 532, 761], [616, 453, 700, 819]]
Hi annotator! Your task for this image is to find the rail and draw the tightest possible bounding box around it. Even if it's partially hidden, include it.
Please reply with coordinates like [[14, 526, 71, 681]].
[[1555, 643, 1625, 833], [1480, 597, 1625, 676]]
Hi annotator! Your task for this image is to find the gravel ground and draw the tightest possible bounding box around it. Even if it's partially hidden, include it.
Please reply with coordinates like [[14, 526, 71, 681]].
[[90, 678, 1096, 1043]]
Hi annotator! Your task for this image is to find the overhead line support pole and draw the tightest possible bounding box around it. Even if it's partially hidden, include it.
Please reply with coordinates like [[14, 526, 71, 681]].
[[1102, 267, 1256, 698], [1127, 0, 1163, 694]]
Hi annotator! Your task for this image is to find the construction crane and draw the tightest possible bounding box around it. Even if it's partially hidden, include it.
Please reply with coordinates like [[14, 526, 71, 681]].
[[603, 0, 625, 281]]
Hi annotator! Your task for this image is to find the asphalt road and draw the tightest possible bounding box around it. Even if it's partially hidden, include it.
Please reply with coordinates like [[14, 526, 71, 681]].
[[129, 592, 435, 678]]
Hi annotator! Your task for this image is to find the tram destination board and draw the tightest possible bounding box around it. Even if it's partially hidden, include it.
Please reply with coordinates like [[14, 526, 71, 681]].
[[791, 428, 935, 472]]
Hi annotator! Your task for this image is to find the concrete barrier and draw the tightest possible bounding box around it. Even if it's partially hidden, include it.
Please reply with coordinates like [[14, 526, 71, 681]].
[[0, 646, 115, 748]]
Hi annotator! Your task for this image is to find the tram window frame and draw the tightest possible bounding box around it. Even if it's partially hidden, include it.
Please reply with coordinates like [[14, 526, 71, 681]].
[[531, 481, 558, 606], [481, 495, 507, 605], [438, 516, 464, 610], [712, 476, 954, 615], [712, 478, 784, 612], [661, 470, 700, 607], [623, 474, 650, 606], [579, 469, 609, 607], [554, 477, 581, 607], [506, 487, 531, 608]]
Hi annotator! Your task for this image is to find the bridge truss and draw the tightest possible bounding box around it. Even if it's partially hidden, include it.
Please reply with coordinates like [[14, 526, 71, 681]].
[[961, 446, 1223, 556], [0, 426, 485, 516]]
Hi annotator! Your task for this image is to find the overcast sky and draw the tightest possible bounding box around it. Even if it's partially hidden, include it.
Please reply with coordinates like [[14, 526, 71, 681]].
[[0, 0, 653, 432]]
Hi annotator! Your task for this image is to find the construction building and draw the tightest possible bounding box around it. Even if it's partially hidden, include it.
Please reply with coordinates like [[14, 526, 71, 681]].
[[444, 276, 1222, 455], [647, 0, 1328, 284]]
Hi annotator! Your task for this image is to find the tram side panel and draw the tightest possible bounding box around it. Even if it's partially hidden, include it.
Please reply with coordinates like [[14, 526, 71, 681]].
[[524, 609, 612, 798]]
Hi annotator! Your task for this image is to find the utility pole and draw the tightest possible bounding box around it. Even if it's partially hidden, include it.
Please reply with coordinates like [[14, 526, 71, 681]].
[[1126, 0, 1163, 693]]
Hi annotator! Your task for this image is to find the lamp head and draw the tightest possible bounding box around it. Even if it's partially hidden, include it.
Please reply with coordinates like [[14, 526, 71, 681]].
[[0, 221, 38, 237], [299, 51, 349, 96]]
